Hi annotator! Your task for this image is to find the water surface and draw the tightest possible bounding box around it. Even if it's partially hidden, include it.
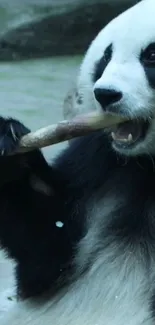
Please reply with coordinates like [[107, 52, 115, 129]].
[[0, 56, 81, 158]]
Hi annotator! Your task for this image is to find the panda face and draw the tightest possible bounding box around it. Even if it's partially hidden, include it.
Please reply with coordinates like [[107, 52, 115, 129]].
[[78, 0, 155, 157]]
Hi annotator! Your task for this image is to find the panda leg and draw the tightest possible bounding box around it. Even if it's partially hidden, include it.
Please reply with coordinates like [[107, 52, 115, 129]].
[[0, 117, 72, 299]]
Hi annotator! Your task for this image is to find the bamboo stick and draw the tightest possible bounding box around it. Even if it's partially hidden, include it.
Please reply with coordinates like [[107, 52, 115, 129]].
[[17, 112, 127, 153]]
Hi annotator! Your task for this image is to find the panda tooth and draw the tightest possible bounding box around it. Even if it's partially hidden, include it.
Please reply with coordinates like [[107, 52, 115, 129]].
[[128, 133, 133, 142], [111, 132, 133, 143], [111, 132, 117, 140]]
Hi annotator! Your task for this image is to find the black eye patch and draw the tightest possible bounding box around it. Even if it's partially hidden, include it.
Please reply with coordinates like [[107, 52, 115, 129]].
[[92, 43, 113, 83], [141, 43, 155, 88]]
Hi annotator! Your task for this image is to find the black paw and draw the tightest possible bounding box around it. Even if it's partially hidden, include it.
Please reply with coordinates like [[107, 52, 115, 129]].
[[0, 117, 30, 156]]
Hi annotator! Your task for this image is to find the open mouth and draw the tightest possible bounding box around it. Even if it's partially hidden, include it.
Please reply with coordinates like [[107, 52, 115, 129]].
[[110, 118, 150, 149]]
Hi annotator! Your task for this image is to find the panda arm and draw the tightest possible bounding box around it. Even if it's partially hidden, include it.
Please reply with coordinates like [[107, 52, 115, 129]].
[[0, 117, 80, 299]]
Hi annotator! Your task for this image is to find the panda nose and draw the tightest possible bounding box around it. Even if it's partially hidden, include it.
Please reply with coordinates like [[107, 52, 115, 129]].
[[94, 88, 122, 110]]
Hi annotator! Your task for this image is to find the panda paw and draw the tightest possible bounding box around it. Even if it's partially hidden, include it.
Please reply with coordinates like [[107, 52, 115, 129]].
[[0, 117, 30, 156]]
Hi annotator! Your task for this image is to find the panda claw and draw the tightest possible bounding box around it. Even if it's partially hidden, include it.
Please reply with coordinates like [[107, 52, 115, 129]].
[[10, 123, 17, 141], [0, 117, 30, 157]]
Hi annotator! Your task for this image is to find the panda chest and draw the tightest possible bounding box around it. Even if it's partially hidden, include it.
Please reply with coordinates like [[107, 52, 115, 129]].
[[70, 246, 153, 324], [67, 196, 155, 325], [20, 196, 155, 325], [50, 230, 154, 325]]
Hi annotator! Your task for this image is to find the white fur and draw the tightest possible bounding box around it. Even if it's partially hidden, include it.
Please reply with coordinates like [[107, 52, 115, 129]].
[[1, 254, 153, 325], [77, 0, 155, 156]]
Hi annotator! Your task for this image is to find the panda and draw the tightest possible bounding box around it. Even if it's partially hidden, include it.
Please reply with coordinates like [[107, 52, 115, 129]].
[[1, 0, 155, 324]]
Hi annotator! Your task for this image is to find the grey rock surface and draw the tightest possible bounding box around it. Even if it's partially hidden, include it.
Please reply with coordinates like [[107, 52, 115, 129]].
[[0, 0, 138, 61]]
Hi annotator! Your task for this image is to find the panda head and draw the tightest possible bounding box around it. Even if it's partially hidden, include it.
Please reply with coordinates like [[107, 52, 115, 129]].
[[77, 0, 155, 157]]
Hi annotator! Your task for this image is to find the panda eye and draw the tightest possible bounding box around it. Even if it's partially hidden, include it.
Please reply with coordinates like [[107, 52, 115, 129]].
[[104, 45, 112, 63], [93, 43, 113, 83], [141, 43, 155, 65]]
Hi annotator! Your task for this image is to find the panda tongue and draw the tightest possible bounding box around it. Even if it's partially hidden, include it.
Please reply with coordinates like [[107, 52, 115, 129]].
[[112, 120, 142, 143]]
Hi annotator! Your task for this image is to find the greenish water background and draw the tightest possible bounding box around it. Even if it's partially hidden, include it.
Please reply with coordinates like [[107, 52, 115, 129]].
[[0, 56, 81, 158], [0, 3, 82, 312], [0, 1, 83, 159]]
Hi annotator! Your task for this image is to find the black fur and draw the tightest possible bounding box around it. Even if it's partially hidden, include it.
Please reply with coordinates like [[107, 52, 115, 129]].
[[93, 43, 113, 83], [1, 116, 155, 320], [141, 42, 155, 88]]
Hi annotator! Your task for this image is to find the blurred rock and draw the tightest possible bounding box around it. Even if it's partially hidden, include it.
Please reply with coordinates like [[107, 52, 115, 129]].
[[0, 0, 139, 61]]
